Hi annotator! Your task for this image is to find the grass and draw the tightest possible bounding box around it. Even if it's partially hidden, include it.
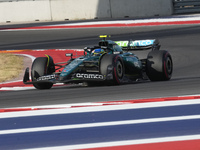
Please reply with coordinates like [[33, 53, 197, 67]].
[[0, 53, 24, 82]]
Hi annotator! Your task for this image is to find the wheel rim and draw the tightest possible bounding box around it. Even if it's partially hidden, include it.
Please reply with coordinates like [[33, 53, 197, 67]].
[[164, 56, 172, 79], [116, 61, 123, 79], [166, 57, 172, 74]]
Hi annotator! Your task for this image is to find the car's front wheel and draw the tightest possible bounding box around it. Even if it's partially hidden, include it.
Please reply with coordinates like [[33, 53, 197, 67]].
[[31, 56, 55, 89]]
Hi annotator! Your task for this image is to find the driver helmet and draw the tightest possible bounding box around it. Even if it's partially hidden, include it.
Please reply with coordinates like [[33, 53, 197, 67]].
[[93, 48, 105, 56]]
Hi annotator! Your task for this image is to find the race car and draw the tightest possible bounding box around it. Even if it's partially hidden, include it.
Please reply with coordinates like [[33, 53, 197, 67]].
[[23, 35, 173, 89]]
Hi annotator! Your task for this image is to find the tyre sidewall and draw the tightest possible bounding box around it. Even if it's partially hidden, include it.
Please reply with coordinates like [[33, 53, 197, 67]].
[[147, 50, 173, 81], [31, 57, 54, 89], [31, 57, 48, 81], [100, 54, 124, 85]]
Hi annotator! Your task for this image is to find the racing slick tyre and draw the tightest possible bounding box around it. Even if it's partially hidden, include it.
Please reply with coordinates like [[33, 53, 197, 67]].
[[146, 50, 173, 81], [31, 56, 55, 89], [100, 54, 124, 85]]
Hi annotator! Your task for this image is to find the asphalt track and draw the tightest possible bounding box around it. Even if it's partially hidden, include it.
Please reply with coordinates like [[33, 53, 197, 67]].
[[1, 23, 200, 108]]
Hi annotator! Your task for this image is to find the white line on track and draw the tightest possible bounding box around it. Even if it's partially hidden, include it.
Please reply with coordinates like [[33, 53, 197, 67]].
[[1, 114, 200, 135], [15, 54, 35, 62], [24, 134, 200, 150], [1, 99, 200, 118], [0, 86, 35, 91]]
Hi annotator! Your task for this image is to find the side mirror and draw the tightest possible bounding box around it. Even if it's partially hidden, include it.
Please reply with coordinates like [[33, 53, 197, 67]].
[[65, 53, 73, 59]]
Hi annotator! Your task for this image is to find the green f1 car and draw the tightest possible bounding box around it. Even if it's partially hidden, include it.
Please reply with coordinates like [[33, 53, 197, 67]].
[[23, 35, 173, 89]]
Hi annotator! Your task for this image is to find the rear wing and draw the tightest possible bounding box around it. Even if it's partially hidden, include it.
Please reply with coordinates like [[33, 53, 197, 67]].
[[115, 39, 160, 51]]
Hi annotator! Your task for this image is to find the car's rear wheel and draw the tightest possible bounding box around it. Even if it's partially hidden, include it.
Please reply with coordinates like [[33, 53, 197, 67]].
[[31, 56, 55, 89], [146, 50, 173, 81], [100, 54, 124, 85]]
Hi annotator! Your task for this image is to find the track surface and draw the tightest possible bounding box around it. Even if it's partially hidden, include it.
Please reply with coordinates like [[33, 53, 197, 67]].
[[1, 24, 200, 108], [1, 99, 200, 149]]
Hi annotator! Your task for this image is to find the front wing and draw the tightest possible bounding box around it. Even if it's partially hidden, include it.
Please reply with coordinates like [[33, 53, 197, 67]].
[[23, 67, 107, 85]]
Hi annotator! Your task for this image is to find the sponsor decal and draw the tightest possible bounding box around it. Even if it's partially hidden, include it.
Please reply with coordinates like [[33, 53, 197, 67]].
[[37, 74, 56, 81], [133, 40, 154, 46], [107, 65, 113, 71], [134, 61, 140, 67], [75, 73, 104, 80], [113, 51, 121, 54], [115, 41, 129, 47], [116, 40, 155, 47]]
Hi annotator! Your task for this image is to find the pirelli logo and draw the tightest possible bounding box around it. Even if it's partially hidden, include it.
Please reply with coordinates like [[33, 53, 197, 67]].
[[75, 73, 104, 80]]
